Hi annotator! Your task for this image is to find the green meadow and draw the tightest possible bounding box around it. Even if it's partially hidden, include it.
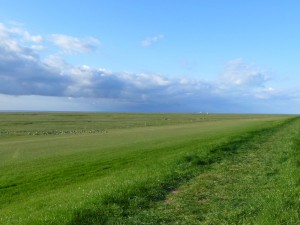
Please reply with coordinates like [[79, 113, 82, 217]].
[[0, 113, 299, 224]]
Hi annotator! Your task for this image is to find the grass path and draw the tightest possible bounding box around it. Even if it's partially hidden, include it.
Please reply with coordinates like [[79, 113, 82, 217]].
[[122, 117, 300, 224]]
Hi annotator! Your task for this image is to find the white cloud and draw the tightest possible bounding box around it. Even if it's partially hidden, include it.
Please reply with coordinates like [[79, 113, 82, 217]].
[[0, 23, 9, 39], [0, 22, 43, 43], [22, 31, 43, 43], [50, 34, 100, 54], [222, 59, 269, 87], [141, 34, 164, 47], [0, 22, 43, 63], [30, 44, 45, 51]]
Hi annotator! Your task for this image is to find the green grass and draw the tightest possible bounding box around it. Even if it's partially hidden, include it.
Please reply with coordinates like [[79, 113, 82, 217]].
[[0, 113, 298, 224], [125, 117, 300, 224]]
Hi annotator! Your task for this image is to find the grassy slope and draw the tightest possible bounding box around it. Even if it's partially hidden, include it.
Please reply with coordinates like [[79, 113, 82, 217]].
[[125, 117, 300, 224], [0, 113, 297, 224]]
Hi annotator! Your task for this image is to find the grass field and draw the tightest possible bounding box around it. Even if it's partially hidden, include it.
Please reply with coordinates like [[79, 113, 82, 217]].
[[0, 113, 299, 224]]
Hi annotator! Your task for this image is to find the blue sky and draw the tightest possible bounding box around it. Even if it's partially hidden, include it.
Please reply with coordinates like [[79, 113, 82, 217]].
[[0, 0, 299, 113]]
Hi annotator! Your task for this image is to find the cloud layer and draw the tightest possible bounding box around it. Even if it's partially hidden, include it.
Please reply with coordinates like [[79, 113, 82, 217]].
[[0, 22, 297, 113]]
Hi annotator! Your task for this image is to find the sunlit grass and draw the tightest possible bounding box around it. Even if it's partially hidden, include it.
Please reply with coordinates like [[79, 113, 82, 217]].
[[0, 113, 297, 224], [127, 116, 300, 225]]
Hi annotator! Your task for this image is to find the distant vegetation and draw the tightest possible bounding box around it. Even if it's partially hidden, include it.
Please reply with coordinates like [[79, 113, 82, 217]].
[[0, 113, 299, 224]]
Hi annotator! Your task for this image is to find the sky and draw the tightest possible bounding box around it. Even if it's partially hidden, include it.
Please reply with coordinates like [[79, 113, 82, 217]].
[[0, 0, 300, 113]]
